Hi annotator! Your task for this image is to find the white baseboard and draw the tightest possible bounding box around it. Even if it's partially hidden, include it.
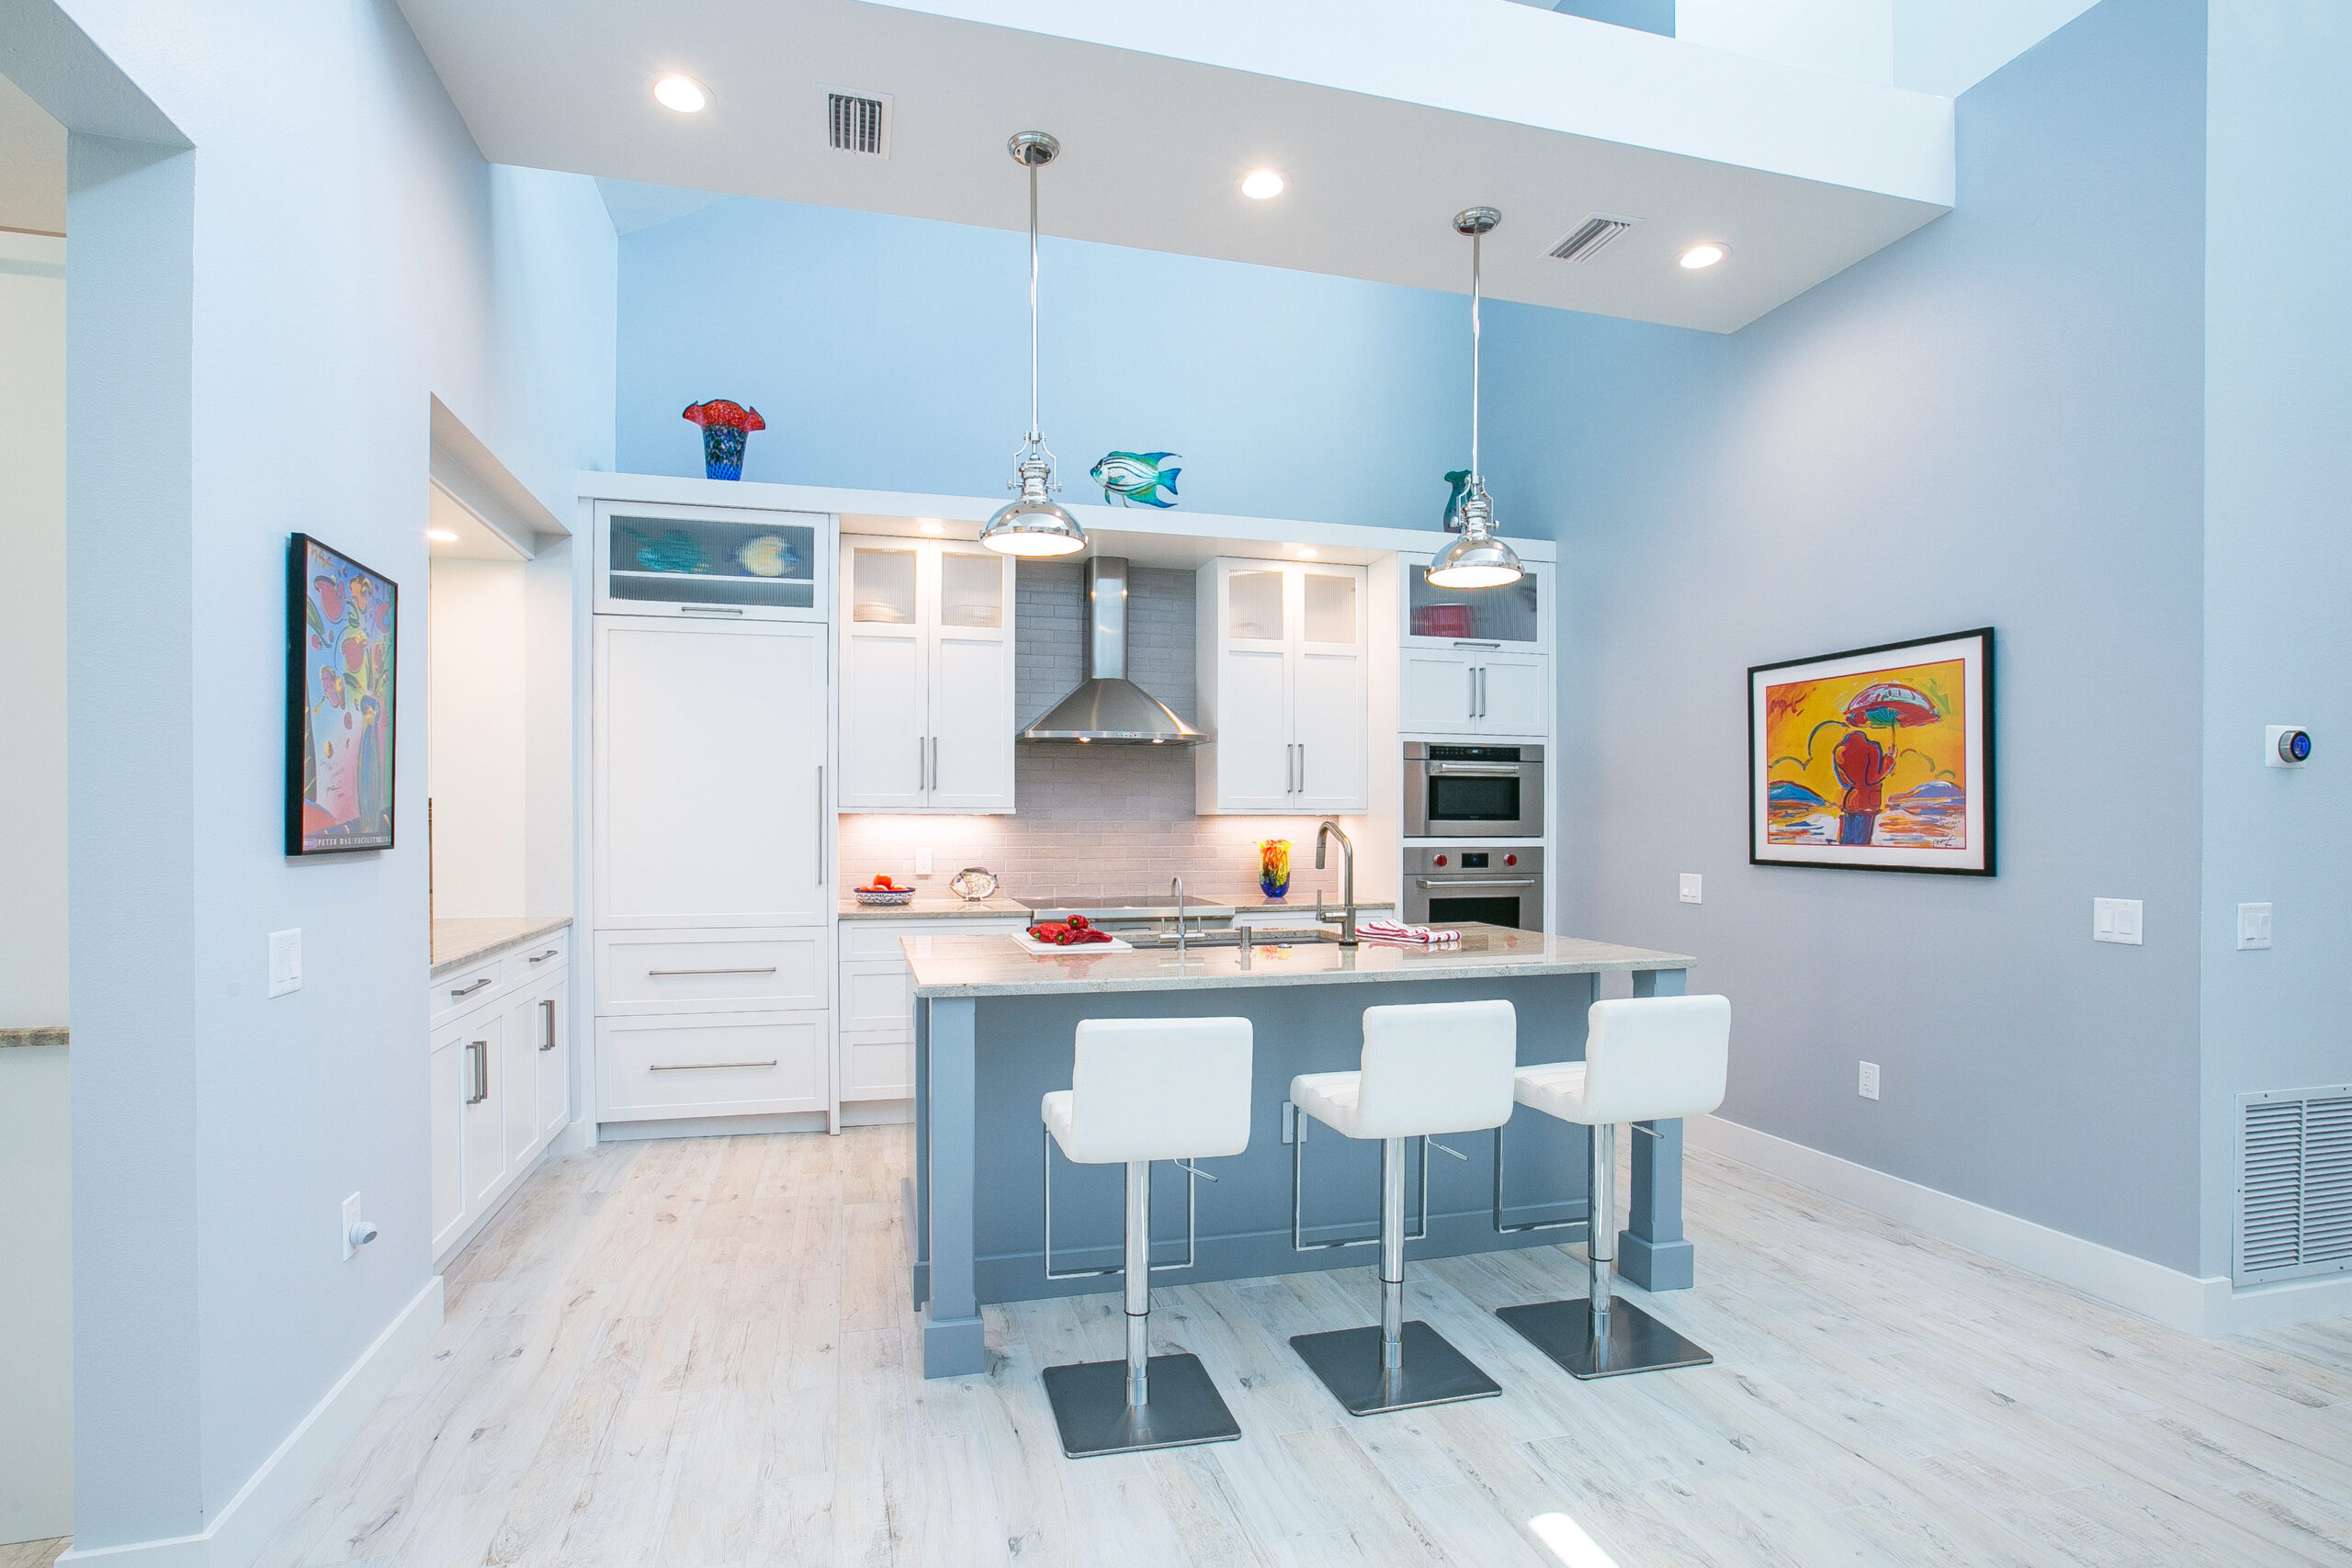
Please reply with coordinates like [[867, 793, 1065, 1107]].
[[1688, 1115, 2242, 1337], [2206, 1268, 2352, 1336], [59, 1276, 443, 1568]]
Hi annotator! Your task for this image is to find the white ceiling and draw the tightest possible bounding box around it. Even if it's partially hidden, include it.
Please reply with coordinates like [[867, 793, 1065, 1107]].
[[398, 0, 1955, 333]]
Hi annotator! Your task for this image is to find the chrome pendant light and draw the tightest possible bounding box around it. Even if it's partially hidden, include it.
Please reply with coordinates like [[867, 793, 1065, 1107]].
[[1427, 207, 1525, 590], [981, 131, 1087, 558]]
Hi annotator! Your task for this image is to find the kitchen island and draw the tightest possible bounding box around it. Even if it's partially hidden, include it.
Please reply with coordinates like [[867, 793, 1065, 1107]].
[[908, 925, 1698, 1376]]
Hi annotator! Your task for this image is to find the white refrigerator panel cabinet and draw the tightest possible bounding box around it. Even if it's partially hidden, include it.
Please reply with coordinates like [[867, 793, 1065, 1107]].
[[594, 618, 830, 928]]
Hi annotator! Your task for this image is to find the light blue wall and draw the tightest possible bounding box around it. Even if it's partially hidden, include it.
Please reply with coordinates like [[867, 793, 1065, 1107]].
[[616, 197, 1509, 536], [21, 0, 617, 1549], [1507, 0, 2210, 1269], [2199, 1, 2352, 1279], [1545, 0, 1676, 37]]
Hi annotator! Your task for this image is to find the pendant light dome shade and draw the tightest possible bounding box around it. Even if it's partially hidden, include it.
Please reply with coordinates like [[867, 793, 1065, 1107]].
[[1426, 206, 1524, 592], [983, 131, 1087, 558]]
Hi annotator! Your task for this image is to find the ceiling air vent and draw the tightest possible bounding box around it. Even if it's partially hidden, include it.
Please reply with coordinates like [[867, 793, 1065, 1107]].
[[2237, 1087, 2352, 1284], [1547, 213, 1640, 265], [826, 89, 890, 157]]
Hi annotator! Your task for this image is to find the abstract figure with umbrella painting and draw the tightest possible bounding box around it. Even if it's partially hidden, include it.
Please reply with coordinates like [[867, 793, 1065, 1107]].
[[1748, 629, 1996, 875]]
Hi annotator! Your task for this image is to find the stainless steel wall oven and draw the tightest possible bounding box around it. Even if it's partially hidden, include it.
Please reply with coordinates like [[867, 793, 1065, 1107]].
[[1402, 845, 1544, 932], [1403, 743, 1544, 839]]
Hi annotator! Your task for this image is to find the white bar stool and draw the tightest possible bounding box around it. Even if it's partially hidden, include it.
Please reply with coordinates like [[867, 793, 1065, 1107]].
[[1284, 998, 1519, 1416], [1039, 1015, 1253, 1458], [1497, 994, 1730, 1379]]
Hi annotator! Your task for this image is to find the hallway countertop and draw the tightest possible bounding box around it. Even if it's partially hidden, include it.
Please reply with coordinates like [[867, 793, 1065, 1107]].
[[431, 915, 573, 979]]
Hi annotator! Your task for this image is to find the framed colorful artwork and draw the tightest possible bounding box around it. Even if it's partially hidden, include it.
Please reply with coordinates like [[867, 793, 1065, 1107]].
[[287, 535, 398, 854], [1748, 627, 1995, 875]]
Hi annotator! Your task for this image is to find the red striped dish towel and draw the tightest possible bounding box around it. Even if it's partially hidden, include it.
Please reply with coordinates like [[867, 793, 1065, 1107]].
[[1356, 919, 1461, 945]]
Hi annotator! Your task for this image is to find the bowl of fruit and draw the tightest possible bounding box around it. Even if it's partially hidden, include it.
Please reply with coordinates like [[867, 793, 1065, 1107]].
[[854, 874, 917, 907]]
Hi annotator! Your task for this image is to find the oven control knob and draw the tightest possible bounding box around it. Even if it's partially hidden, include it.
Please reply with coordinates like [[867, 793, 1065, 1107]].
[[1505, 853, 1518, 866], [1434, 854, 1448, 867]]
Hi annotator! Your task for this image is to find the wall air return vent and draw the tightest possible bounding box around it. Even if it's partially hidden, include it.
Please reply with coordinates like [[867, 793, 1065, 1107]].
[[2237, 1086, 2352, 1284], [1547, 213, 1640, 265], [826, 89, 890, 156]]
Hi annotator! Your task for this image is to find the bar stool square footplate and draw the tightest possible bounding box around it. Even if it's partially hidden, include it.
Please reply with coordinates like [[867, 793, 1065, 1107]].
[[1496, 1299, 1713, 1381], [1289, 1322, 1501, 1416], [1043, 1352, 1241, 1459]]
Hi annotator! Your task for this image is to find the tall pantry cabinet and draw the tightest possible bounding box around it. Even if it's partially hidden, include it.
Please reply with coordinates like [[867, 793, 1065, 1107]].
[[589, 500, 837, 1130]]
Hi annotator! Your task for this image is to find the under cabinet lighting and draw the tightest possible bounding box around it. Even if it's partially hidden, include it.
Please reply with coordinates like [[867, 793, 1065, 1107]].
[[1241, 169, 1286, 200], [1679, 243, 1727, 270], [652, 74, 710, 114], [919, 519, 944, 535], [426, 529, 458, 542], [1295, 547, 1318, 558]]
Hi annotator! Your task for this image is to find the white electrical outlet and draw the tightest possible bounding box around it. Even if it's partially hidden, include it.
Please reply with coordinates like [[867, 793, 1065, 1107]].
[[1679, 873, 1702, 905], [915, 848, 933, 876], [2238, 902, 2273, 951], [341, 1192, 364, 1260], [2092, 898, 2143, 945], [268, 929, 302, 997], [1859, 1061, 1881, 1100]]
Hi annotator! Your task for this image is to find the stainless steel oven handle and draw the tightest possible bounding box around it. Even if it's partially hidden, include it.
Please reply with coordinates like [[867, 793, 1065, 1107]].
[[1427, 762, 1521, 777], [1416, 876, 1539, 889]]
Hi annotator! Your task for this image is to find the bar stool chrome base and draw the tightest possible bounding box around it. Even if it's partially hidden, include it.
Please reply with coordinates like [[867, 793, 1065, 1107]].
[[1289, 1322, 1501, 1416], [1497, 1297, 1713, 1381], [1043, 1352, 1241, 1458]]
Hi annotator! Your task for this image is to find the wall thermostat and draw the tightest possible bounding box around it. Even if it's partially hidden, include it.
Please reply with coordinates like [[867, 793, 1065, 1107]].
[[2267, 725, 2312, 768]]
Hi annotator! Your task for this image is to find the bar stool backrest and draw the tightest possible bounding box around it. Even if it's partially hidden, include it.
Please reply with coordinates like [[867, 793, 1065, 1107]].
[[1067, 1016, 1254, 1164], [1354, 998, 1518, 1138], [1581, 995, 1731, 1125]]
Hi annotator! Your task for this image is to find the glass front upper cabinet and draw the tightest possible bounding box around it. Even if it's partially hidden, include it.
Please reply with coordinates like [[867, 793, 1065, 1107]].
[[1404, 560, 1544, 649], [595, 502, 828, 619]]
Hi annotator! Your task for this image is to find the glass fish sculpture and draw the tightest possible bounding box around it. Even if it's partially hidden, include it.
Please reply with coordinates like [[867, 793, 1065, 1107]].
[[1090, 450, 1182, 508]]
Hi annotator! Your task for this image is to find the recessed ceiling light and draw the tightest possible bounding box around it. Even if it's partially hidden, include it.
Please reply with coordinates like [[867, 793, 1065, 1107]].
[[1679, 242, 1727, 270], [1241, 169, 1286, 200], [426, 529, 458, 542], [918, 519, 944, 535], [652, 74, 710, 114]]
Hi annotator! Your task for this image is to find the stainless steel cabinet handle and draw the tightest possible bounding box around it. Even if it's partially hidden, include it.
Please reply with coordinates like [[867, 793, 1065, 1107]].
[[918, 735, 927, 789], [815, 764, 826, 887], [1416, 875, 1538, 889], [466, 1039, 488, 1104], [650, 1060, 779, 1072], [526, 948, 560, 964], [1429, 762, 1520, 777], [1297, 743, 1306, 795], [645, 965, 778, 977], [1452, 639, 1502, 650], [1467, 666, 1477, 719], [539, 997, 557, 1052], [680, 605, 744, 616], [449, 976, 494, 998], [930, 736, 940, 793], [1477, 666, 1487, 719]]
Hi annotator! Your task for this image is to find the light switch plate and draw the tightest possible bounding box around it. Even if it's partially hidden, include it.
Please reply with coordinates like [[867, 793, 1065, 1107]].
[[1679, 874, 1702, 905], [268, 929, 302, 997], [2238, 902, 2273, 951], [2092, 898, 2143, 945], [1859, 1061, 1881, 1100]]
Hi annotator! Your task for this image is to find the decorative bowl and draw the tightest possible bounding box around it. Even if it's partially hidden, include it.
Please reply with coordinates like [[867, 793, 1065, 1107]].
[[948, 866, 999, 902], [854, 887, 917, 906]]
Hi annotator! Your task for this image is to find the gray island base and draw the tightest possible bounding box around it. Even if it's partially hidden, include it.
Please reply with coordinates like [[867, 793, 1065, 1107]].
[[909, 927, 1698, 1378]]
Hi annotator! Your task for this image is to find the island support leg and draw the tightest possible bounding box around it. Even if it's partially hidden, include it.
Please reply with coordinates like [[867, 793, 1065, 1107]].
[[1620, 966, 1695, 1292], [922, 997, 987, 1377]]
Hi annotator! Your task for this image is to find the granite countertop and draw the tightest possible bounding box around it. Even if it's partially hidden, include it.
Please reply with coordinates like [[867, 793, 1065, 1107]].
[[838, 896, 1033, 920], [1, 1026, 67, 1049], [908, 925, 1694, 998], [431, 915, 573, 979], [1216, 890, 1396, 913]]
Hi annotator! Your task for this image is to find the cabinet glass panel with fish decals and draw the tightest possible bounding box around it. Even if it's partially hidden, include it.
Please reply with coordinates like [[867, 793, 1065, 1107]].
[[594, 500, 833, 621]]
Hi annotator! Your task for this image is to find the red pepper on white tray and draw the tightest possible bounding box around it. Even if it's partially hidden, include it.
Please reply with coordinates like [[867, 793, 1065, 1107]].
[[1355, 919, 1461, 945]]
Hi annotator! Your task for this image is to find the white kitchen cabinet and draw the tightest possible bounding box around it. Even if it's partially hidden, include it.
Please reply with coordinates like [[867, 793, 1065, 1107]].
[[428, 1025, 468, 1256], [597, 1012, 831, 1120], [460, 1011, 506, 1214], [1194, 559, 1367, 815], [501, 988, 543, 1172], [594, 501, 830, 621], [594, 926, 829, 1016], [834, 915, 1025, 1107], [427, 938, 572, 1269], [838, 539, 1015, 813], [1400, 647, 1550, 740], [534, 986, 569, 1142], [594, 616, 831, 930]]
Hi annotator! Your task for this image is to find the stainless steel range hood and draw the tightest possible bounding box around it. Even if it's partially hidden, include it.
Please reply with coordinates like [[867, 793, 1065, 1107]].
[[1018, 557, 1206, 745]]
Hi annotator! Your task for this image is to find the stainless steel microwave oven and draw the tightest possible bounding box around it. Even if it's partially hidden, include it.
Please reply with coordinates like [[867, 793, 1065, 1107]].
[[1402, 845, 1545, 932], [1403, 743, 1544, 840]]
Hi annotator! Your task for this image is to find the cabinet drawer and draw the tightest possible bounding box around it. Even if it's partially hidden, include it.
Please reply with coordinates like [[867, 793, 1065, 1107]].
[[838, 917, 1023, 961], [838, 960, 914, 1032], [595, 928, 828, 1015], [598, 1013, 829, 1119], [838, 1026, 914, 1103], [508, 929, 571, 976], [430, 957, 506, 1029]]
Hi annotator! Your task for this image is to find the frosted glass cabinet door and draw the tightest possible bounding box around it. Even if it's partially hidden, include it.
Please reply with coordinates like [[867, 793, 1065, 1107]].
[[595, 618, 831, 928], [835, 540, 1013, 813]]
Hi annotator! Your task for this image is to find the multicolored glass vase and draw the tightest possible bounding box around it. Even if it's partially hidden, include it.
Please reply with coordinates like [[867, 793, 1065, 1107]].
[[682, 399, 766, 480], [1258, 839, 1292, 899]]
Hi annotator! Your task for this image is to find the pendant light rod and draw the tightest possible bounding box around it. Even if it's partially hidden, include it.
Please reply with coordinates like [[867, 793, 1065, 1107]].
[[981, 132, 1086, 559], [1011, 130, 1058, 446], [1428, 206, 1522, 591], [1455, 206, 1499, 483]]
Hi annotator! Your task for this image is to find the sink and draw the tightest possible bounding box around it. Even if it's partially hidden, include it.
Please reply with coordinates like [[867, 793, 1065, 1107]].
[[1123, 926, 1347, 950]]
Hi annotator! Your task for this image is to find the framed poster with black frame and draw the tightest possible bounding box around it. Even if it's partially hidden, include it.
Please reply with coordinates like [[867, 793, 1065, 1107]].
[[1748, 627, 1994, 876], [287, 534, 399, 854]]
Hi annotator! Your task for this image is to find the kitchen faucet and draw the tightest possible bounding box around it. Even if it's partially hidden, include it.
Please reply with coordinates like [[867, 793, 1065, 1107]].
[[1314, 821, 1358, 947], [1170, 874, 1188, 959]]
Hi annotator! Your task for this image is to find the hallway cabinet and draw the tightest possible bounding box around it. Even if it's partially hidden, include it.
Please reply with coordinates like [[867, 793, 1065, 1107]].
[[837, 539, 1016, 814], [1194, 559, 1368, 815], [428, 934, 571, 1267]]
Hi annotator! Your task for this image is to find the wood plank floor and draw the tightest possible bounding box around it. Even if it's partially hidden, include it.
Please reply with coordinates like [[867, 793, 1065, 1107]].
[[244, 1127, 2352, 1567]]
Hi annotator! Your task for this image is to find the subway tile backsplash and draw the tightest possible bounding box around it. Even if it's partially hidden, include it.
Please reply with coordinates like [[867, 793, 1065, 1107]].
[[838, 559, 1349, 902]]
